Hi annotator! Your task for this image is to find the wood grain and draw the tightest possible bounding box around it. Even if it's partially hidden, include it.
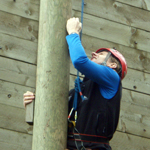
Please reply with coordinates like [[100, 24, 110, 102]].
[[1, 33, 149, 74], [81, 34, 150, 74], [1, 128, 150, 150], [0, 57, 36, 87], [0, 128, 32, 150], [110, 131, 150, 150], [73, 11, 150, 53], [0, 0, 39, 20], [0, 56, 150, 94], [116, 0, 150, 11], [30, 0, 40, 5], [0, 0, 150, 148], [0, 103, 33, 134], [0, 33, 37, 64], [0, 77, 150, 138], [73, 0, 150, 31], [0, 11, 38, 42]]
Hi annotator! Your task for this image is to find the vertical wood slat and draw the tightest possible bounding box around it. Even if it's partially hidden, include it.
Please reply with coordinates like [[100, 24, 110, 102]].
[[26, 101, 34, 125]]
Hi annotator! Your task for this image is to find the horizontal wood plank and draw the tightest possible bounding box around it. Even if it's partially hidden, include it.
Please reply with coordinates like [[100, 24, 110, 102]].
[[116, 0, 150, 11], [118, 102, 150, 138], [122, 68, 150, 95], [0, 57, 36, 87], [0, 56, 150, 95], [0, 11, 38, 42], [0, 75, 75, 109], [122, 89, 150, 108], [0, 128, 32, 150], [0, 103, 33, 134], [110, 131, 150, 150], [1, 77, 150, 138], [1, 127, 150, 150], [0, 80, 35, 108], [117, 89, 150, 138], [73, 0, 150, 31], [1, 78, 149, 110], [30, 0, 40, 5], [0, 102, 150, 147], [0, 33, 37, 64], [1, 33, 149, 74], [0, 0, 39, 21], [0, 75, 75, 134], [73, 10, 150, 53]]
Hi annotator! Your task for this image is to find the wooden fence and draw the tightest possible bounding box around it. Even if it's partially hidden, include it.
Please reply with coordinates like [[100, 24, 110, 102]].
[[0, 0, 150, 149]]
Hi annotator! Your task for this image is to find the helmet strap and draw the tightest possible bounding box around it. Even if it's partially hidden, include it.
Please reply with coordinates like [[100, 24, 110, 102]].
[[100, 52, 111, 66]]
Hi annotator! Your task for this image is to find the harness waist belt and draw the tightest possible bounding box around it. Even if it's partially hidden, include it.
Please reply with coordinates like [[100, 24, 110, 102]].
[[68, 133, 109, 145]]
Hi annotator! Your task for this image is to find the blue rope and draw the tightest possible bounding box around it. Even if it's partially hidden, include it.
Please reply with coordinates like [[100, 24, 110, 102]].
[[80, 0, 84, 41], [73, 0, 85, 111]]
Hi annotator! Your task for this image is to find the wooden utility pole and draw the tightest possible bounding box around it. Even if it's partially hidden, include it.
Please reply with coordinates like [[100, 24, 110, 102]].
[[32, 0, 72, 150]]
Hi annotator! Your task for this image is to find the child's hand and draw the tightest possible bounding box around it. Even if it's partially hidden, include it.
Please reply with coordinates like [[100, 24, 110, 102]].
[[23, 91, 35, 107]]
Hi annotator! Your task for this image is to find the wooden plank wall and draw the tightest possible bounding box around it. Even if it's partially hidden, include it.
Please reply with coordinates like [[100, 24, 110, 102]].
[[0, 0, 150, 149]]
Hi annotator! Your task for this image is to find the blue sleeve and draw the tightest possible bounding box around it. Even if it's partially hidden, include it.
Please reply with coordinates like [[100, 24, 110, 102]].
[[66, 34, 120, 99]]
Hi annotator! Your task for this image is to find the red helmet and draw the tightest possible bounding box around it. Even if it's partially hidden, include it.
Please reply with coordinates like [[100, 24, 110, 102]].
[[96, 48, 127, 80]]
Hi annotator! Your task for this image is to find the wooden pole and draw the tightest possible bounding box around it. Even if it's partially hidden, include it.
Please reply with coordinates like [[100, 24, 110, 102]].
[[32, 0, 72, 149]]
